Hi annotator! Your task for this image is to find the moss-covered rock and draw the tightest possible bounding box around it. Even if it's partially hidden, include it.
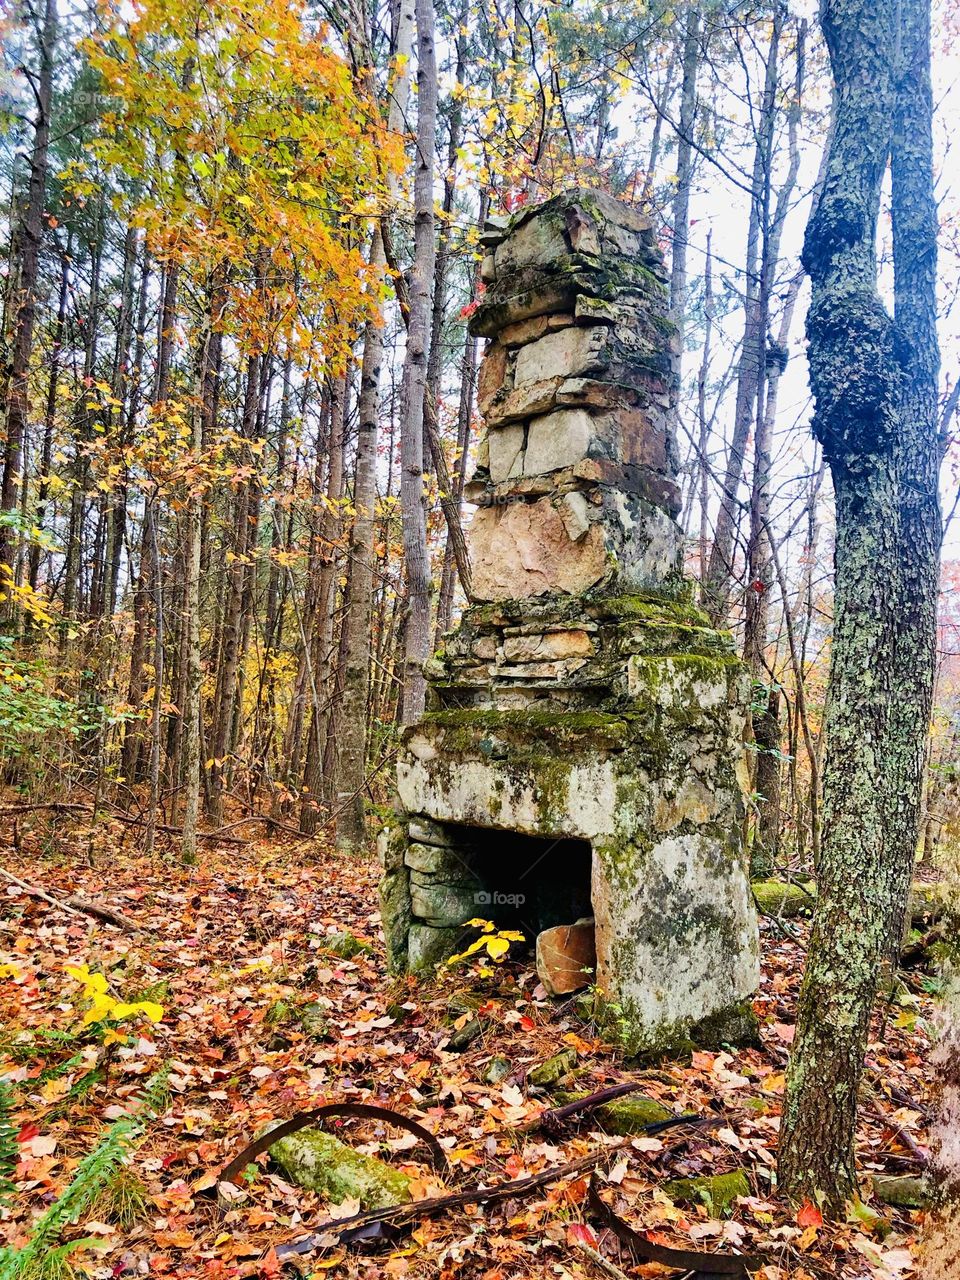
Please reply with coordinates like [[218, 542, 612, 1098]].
[[482, 1055, 512, 1084], [446, 1016, 484, 1052], [553, 1090, 672, 1133], [529, 1048, 578, 1087], [318, 930, 374, 960], [269, 1128, 412, 1209], [751, 880, 816, 917], [908, 881, 944, 923], [752, 878, 941, 926], [663, 1169, 750, 1217], [872, 1174, 930, 1208], [689, 1000, 761, 1051], [408, 923, 463, 972]]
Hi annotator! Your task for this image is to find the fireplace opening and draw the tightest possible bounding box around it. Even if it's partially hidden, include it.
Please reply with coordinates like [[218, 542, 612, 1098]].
[[443, 824, 594, 945]]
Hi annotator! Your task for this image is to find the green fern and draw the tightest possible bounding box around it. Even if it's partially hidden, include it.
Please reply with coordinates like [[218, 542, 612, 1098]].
[[0, 1080, 18, 1204], [0, 1066, 168, 1280]]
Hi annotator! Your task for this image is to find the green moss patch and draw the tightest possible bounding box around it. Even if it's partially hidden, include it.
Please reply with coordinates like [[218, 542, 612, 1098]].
[[663, 1169, 750, 1217], [269, 1128, 412, 1209], [751, 880, 816, 917]]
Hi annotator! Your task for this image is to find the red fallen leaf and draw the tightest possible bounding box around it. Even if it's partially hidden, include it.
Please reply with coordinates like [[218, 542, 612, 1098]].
[[519, 1015, 535, 1031], [566, 1222, 599, 1249], [17, 1122, 40, 1145], [258, 1246, 281, 1277], [797, 1200, 823, 1228]]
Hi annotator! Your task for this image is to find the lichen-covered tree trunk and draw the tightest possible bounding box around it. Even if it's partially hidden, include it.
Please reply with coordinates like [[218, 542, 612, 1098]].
[[778, 0, 941, 1212]]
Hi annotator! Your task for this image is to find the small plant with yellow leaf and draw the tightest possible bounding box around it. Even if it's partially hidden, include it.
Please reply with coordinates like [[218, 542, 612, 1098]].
[[64, 965, 164, 1047], [445, 919, 526, 978]]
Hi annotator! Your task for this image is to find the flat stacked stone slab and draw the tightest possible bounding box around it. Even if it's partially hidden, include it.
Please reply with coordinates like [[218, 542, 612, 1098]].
[[380, 188, 759, 1054]]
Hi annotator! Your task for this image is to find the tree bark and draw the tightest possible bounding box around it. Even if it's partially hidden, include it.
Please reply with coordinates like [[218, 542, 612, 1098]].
[[701, 9, 783, 625], [778, 0, 941, 1212], [332, 0, 415, 849], [0, 0, 56, 599], [668, 4, 701, 346], [397, 0, 438, 726]]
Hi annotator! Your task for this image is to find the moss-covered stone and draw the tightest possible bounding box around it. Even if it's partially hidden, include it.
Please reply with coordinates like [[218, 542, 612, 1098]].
[[529, 1048, 578, 1087], [554, 1090, 672, 1133], [751, 880, 816, 917], [871, 1174, 930, 1208], [318, 930, 373, 960], [663, 1170, 750, 1217], [689, 1000, 761, 1051], [446, 1016, 484, 1052], [408, 923, 463, 972], [380, 870, 412, 973], [269, 1128, 412, 1208], [482, 1055, 512, 1084], [908, 881, 944, 922]]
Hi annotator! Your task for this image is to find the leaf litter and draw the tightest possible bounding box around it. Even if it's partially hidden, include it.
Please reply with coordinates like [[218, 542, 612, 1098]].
[[0, 819, 937, 1278]]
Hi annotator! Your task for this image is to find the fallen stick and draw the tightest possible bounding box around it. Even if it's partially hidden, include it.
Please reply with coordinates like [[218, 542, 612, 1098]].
[[275, 1139, 636, 1259], [0, 800, 245, 845], [570, 1237, 632, 1280], [535, 1081, 642, 1134], [0, 802, 91, 815], [0, 866, 141, 934]]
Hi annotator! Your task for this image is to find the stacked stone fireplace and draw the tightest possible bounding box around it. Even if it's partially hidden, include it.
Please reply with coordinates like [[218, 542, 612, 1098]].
[[380, 189, 759, 1051]]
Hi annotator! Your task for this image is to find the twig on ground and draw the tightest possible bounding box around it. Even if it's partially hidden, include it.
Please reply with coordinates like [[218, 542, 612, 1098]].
[[0, 865, 142, 934]]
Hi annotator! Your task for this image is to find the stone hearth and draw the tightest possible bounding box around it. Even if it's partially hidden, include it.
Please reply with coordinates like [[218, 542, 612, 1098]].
[[379, 189, 759, 1052]]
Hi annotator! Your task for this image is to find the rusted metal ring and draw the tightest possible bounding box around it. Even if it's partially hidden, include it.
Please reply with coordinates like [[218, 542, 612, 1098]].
[[203, 1101, 448, 1196], [587, 1171, 762, 1277]]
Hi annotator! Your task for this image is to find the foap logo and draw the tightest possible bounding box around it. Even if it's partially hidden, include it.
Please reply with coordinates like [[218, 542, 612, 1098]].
[[474, 890, 525, 907]]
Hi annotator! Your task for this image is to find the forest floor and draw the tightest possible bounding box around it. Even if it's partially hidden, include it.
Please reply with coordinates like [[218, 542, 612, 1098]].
[[0, 810, 936, 1280]]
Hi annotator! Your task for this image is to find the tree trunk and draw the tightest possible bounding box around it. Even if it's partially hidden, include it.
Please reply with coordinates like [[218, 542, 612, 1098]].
[[921, 874, 960, 1276], [180, 289, 219, 864], [701, 9, 783, 625], [668, 4, 700, 346], [778, 0, 941, 1212], [27, 238, 71, 596], [300, 374, 347, 834], [333, 0, 415, 848], [0, 0, 55, 595], [397, 0, 438, 726]]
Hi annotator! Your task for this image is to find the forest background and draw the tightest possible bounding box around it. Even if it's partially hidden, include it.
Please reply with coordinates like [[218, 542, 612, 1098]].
[[1, 0, 960, 870]]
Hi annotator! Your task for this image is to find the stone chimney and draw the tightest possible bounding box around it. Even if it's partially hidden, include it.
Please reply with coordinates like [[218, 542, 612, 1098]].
[[467, 189, 683, 603], [380, 189, 759, 1054]]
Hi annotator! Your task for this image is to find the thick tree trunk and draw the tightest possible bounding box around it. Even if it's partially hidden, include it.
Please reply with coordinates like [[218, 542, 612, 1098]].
[[778, 0, 941, 1212]]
